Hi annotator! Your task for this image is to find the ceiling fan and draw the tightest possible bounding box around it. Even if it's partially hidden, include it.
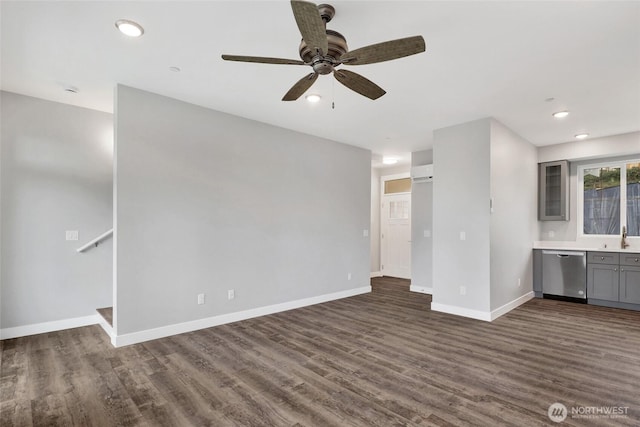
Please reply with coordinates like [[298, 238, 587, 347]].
[[221, 1, 426, 101]]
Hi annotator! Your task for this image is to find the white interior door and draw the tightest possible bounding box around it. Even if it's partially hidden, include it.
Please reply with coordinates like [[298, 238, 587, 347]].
[[381, 193, 411, 279]]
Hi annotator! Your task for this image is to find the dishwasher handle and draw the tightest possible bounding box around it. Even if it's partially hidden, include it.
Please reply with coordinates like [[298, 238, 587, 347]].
[[542, 250, 586, 257]]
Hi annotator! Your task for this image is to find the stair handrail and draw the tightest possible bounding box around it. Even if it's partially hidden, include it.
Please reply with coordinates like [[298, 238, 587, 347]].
[[77, 228, 113, 253]]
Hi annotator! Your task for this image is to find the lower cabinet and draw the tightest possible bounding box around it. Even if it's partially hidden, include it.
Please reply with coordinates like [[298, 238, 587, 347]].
[[587, 263, 619, 301], [620, 266, 640, 304], [587, 251, 640, 306]]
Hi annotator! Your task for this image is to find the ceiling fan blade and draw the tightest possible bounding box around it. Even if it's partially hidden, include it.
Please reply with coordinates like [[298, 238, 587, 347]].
[[291, 0, 328, 56], [334, 69, 386, 100], [340, 36, 426, 65], [221, 55, 306, 65], [282, 72, 319, 101]]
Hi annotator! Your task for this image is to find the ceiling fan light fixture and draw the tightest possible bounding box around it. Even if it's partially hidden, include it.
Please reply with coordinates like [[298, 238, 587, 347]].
[[382, 157, 398, 165], [552, 111, 570, 119], [115, 19, 144, 37], [575, 133, 589, 140], [305, 94, 321, 103]]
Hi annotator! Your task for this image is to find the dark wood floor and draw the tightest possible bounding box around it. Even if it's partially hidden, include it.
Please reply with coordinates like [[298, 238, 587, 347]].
[[2, 277, 640, 426], [96, 307, 113, 327]]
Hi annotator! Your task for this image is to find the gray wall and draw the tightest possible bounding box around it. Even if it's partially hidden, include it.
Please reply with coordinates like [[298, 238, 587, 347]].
[[537, 132, 640, 245], [433, 119, 492, 311], [489, 120, 538, 310], [115, 85, 371, 335], [1, 91, 113, 329], [371, 167, 381, 272], [538, 131, 639, 164], [411, 149, 433, 290]]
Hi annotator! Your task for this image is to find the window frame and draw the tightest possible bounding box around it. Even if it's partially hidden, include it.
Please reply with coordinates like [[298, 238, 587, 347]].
[[577, 159, 640, 238]]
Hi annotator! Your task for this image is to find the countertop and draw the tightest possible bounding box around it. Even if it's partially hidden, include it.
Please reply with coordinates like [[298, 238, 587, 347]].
[[533, 241, 640, 253]]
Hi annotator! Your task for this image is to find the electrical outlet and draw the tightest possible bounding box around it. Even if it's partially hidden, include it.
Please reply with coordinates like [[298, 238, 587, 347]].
[[347, 273, 352, 281], [66, 230, 79, 241], [460, 286, 467, 296], [517, 278, 521, 287], [424, 229, 431, 238], [459, 231, 466, 241], [549, 230, 555, 238], [197, 293, 205, 305], [228, 289, 235, 300]]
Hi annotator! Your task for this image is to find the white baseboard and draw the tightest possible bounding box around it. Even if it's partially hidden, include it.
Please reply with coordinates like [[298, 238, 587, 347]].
[[97, 318, 115, 341], [431, 302, 492, 321], [113, 285, 372, 348], [490, 291, 534, 321], [431, 291, 535, 322], [0, 314, 100, 340], [370, 271, 383, 278], [410, 285, 432, 295]]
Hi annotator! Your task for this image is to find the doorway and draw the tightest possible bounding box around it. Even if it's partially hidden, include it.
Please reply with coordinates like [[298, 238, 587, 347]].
[[381, 174, 411, 279]]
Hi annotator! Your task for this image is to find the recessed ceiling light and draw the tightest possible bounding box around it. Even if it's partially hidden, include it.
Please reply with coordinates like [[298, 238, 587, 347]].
[[552, 111, 569, 119], [575, 133, 589, 140], [169, 66, 181, 72], [115, 19, 144, 37], [305, 94, 321, 103], [382, 157, 398, 165]]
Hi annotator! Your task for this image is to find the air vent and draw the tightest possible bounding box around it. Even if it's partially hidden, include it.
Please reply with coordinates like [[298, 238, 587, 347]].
[[410, 164, 433, 183]]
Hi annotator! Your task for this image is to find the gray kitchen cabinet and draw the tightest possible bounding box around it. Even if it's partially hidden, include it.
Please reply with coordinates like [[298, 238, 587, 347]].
[[620, 265, 640, 304], [588, 263, 619, 301], [533, 249, 542, 297], [539, 160, 569, 221], [587, 251, 640, 310]]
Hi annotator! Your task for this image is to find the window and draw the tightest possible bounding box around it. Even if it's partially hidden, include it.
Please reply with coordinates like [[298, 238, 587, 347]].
[[384, 178, 411, 194], [580, 160, 640, 236]]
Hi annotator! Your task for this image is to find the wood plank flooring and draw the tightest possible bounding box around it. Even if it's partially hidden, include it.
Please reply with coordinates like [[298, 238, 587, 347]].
[[2, 276, 640, 426], [96, 307, 113, 327]]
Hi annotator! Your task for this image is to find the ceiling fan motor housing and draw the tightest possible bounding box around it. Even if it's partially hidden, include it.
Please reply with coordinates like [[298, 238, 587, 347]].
[[298, 29, 348, 74]]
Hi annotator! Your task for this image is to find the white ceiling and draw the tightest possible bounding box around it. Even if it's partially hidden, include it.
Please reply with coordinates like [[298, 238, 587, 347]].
[[2, 1, 639, 164]]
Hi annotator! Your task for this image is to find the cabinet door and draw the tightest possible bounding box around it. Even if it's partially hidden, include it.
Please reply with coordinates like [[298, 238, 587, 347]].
[[539, 160, 569, 221], [620, 266, 640, 304], [587, 264, 619, 301]]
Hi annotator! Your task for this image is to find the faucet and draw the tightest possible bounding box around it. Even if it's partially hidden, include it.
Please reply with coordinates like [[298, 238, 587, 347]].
[[622, 226, 630, 249]]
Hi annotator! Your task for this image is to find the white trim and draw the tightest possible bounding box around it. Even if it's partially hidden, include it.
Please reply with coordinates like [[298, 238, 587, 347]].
[[112, 285, 371, 348], [370, 271, 383, 278], [489, 291, 534, 321], [431, 291, 535, 322], [578, 158, 640, 239], [97, 318, 115, 341], [409, 285, 432, 294], [77, 228, 113, 253], [431, 302, 492, 321], [0, 314, 100, 340], [381, 172, 411, 184]]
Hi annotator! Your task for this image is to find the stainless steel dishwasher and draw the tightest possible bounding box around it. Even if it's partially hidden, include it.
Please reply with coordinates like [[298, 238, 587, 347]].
[[542, 250, 587, 300]]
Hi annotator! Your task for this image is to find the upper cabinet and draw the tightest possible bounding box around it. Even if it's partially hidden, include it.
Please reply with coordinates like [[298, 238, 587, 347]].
[[539, 160, 569, 221]]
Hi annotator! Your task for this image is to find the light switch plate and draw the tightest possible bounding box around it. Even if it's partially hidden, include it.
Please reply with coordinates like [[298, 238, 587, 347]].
[[66, 230, 79, 241], [363, 229, 369, 237], [424, 230, 431, 238], [459, 231, 466, 241]]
